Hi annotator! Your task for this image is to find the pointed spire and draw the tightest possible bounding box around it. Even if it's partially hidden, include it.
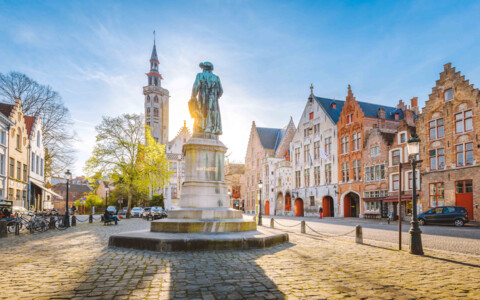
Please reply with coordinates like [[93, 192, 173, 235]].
[[150, 30, 159, 63], [310, 83, 314, 95], [183, 120, 186, 127]]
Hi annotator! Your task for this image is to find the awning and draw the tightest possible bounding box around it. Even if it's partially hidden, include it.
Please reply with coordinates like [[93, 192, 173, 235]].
[[382, 196, 412, 203], [31, 181, 63, 199], [363, 197, 386, 202]]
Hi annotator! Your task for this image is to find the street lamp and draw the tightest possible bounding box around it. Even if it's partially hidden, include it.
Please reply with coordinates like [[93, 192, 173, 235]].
[[105, 188, 109, 211], [406, 134, 424, 255], [64, 169, 72, 228], [258, 180, 263, 226]]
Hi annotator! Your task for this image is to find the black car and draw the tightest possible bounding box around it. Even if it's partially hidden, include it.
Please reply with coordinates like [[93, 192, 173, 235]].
[[418, 206, 469, 227]]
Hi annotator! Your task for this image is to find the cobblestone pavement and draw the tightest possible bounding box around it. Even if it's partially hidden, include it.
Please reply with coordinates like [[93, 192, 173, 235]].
[[262, 215, 480, 255], [1, 218, 480, 299]]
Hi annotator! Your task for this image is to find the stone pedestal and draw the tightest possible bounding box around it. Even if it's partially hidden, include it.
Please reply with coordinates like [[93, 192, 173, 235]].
[[109, 134, 288, 251]]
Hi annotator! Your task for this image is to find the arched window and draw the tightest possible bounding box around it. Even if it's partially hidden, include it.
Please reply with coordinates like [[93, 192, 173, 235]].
[[147, 95, 150, 103], [154, 96, 159, 103], [154, 108, 159, 117], [146, 107, 151, 117], [37, 131, 41, 147], [16, 129, 21, 150]]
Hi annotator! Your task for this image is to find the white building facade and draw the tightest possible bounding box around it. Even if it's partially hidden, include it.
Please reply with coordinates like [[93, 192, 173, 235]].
[[289, 89, 342, 217], [0, 112, 13, 201]]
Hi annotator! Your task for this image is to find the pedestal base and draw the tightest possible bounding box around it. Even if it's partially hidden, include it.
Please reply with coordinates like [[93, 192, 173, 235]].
[[109, 227, 289, 252]]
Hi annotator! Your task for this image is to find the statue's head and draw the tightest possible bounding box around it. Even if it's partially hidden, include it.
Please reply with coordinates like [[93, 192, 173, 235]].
[[199, 62, 214, 71]]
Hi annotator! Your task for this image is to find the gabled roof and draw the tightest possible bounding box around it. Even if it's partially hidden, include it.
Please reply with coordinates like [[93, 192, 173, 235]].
[[0, 103, 14, 119], [314, 96, 403, 122], [314, 97, 345, 124], [24, 116, 35, 137], [257, 127, 285, 151]]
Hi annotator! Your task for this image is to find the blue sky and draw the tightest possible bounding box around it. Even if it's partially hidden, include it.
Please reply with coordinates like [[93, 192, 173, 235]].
[[1, 0, 480, 175]]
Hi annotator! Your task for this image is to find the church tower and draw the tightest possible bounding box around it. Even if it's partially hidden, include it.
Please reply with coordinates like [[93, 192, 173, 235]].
[[144, 36, 169, 144]]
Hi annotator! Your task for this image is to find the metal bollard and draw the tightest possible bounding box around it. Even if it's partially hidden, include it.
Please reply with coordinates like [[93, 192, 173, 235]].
[[15, 221, 20, 235], [89, 214, 93, 223], [301, 221, 306, 234], [49, 217, 56, 229], [0, 220, 7, 238], [71, 216, 76, 226], [355, 225, 363, 244], [270, 218, 274, 228]]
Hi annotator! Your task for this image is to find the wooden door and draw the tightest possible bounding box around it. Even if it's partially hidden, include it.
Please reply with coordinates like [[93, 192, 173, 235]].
[[323, 197, 332, 217], [265, 201, 270, 216], [456, 180, 474, 220], [295, 199, 304, 217], [344, 196, 351, 217]]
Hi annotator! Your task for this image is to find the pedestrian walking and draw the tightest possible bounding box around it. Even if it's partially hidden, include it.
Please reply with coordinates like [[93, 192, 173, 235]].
[[319, 207, 323, 219]]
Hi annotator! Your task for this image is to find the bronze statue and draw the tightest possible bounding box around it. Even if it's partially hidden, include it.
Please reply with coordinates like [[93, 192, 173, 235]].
[[189, 62, 223, 135]]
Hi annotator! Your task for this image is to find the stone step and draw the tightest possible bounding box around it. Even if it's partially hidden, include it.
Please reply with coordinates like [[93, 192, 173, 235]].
[[151, 218, 256, 233]]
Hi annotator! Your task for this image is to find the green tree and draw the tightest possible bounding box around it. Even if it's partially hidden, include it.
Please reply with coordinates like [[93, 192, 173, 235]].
[[150, 194, 164, 208], [85, 114, 170, 218], [85, 194, 103, 209]]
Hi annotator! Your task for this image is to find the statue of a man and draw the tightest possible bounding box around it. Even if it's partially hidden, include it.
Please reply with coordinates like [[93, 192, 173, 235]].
[[189, 62, 223, 135]]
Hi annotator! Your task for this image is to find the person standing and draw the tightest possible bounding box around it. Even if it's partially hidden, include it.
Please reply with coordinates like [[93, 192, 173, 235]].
[[319, 207, 323, 219]]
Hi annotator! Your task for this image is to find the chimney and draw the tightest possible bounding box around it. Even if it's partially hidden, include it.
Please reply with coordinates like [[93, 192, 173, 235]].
[[396, 99, 406, 110], [404, 110, 415, 127], [377, 108, 386, 119], [410, 97, 419, 114]]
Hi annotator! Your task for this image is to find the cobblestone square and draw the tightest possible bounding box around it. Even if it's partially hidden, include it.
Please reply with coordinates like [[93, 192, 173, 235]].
[[1, 219, 479, 299]]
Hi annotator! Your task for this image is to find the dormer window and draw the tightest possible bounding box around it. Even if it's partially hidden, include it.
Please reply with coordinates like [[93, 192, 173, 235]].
[[332, 103, 337, 109], [444, 89, 453, 101], [394, 113, 399, 120]]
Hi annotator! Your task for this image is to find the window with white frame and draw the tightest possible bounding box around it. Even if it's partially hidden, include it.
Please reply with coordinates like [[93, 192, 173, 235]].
[[456, 142, 474, 167], [295, 171, 301, 188], [365, 165, 385, 182], [304, 169, 310, 187], [295, 148, 300, 164], [314, 166, 320, 186], [0, 154, 4, 176], [392, 174, 400, 191], [429, 148, 445, 170], [400, 132, 407, 143], [370, 145, 380, 157], [353, 160, 361, 181], [341, 136, 349, 154], [304, 145, 310, 163], [31, 153, 35, 172], [325, 164, 332, 184], [37, 131, 41, 147], [455, 110, 473, 134], [347, 114, 353, 124], [0, 131, 5, 145], [429, 118, 444, 140], [353, 132, 361, 151], [313, 123, 320, 135], [444, 89, 453, 101], [392, 149, 401, 165], [325, 137, 332, 155], [314, 141, 320, 160], [342, 162, 349, 182]]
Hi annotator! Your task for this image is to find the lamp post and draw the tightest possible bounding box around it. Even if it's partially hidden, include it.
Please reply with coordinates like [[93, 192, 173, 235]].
[[406, 134, 424, 255], [258, 180, 263, 226], [105, 189, 108, 211], [64, 169, 71, 228]]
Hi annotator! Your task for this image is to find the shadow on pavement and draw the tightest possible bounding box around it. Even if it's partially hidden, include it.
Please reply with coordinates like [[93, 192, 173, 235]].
[[423, 255, 480, 269]]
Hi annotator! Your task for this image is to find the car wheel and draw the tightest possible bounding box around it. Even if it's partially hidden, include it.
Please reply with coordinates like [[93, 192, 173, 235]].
[[454, 219, 464, 227], [418, 218, 425, 226]]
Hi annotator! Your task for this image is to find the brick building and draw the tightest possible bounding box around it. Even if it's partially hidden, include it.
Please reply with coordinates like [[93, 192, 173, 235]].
[[336, 85, 411, 217], [417, 63, 480, 221], [52, 183, 92, 213], [225, 161, 245, 210], [244, 120, 293, 214]]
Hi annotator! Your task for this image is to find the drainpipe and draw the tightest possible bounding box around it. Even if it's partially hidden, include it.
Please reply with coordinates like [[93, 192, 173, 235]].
[[6, 124, 10, 202]]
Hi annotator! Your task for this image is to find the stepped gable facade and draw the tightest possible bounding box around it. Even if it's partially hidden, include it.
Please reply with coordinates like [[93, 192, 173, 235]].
[[417, 63, 480, 221]]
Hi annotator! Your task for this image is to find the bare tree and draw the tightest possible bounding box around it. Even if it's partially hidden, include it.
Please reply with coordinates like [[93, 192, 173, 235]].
[[0, 72, 76, 177]]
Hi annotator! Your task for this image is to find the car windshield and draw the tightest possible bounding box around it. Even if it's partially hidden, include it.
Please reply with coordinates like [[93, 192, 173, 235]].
[[132, 208, 141, 211], [152, 208, 162, 212]]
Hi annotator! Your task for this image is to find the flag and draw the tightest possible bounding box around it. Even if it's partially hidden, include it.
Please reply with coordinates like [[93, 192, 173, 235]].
[[309, 153, 313, 166], [320, 150, 330, 161]]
